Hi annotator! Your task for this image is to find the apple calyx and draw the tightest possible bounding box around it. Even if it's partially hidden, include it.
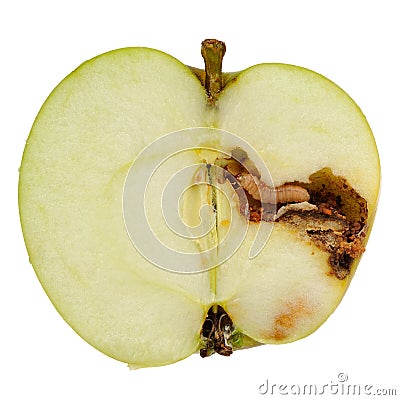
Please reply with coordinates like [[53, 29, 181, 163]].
[[200, 305, 239, 357]]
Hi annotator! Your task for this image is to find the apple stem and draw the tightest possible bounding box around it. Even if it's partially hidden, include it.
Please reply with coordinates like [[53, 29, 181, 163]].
[[201, 39, 226, 104]]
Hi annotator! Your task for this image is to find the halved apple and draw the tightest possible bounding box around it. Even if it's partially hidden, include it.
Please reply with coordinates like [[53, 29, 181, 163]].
[[19, 40, 380, 368]]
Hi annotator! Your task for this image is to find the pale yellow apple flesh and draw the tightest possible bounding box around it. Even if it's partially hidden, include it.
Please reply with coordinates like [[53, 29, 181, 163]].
[[19, 43, 380, 368]]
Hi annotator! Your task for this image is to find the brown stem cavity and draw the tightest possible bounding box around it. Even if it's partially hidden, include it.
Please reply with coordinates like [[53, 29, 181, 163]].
[[214, 150, 368, 280]]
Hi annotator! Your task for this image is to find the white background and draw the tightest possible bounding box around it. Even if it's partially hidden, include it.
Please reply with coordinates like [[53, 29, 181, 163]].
[[2, 1, 399, 399]]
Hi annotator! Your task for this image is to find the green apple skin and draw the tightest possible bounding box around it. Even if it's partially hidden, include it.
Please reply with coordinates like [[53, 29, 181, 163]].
[[19, 46, 380, 368]]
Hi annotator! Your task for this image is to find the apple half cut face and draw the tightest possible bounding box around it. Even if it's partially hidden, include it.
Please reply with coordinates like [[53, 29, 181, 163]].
[[19, 40, 380, 368]]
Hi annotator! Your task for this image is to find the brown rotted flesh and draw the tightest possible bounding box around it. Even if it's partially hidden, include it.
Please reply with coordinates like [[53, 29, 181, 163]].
[[219, 155, 368, 280]]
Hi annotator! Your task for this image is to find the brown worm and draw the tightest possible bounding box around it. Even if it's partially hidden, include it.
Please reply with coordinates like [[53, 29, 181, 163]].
[[237, 174, 310, 204]]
